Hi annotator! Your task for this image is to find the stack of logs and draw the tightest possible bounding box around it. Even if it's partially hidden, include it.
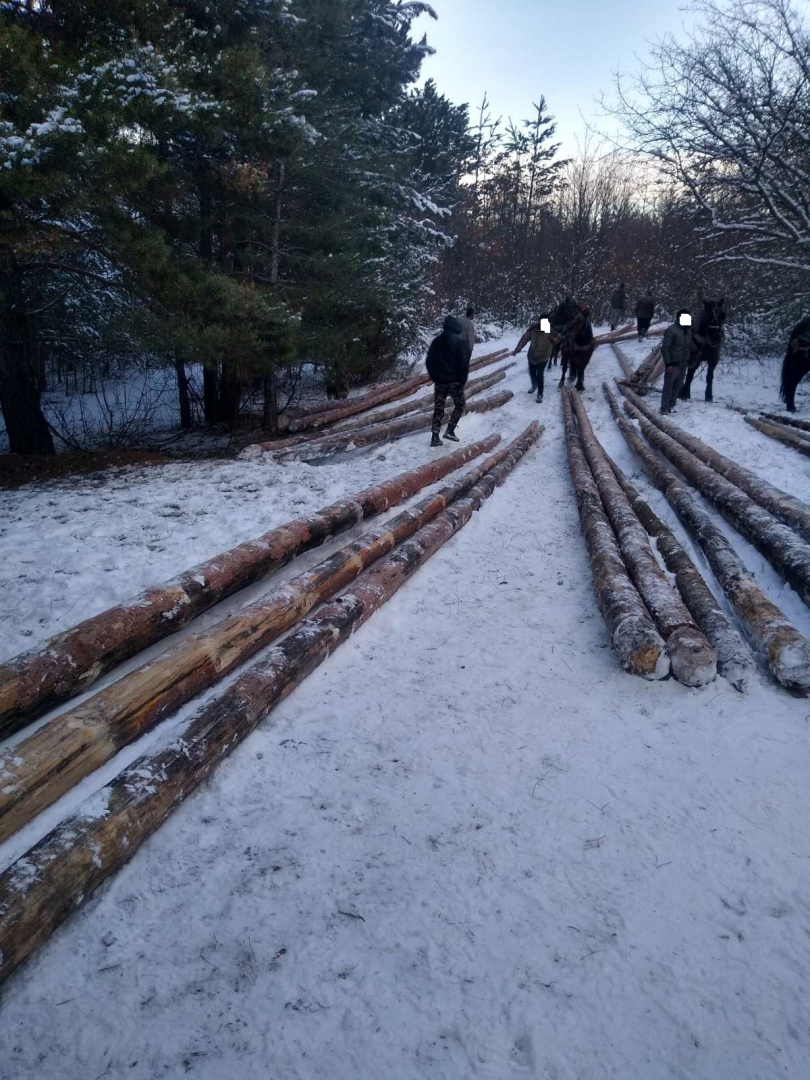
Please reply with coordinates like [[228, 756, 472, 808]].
[[0, 424, 543, 986]]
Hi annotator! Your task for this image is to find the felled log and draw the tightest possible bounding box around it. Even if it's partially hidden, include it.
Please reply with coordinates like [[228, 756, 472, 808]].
[[745, 415, 810, 459], [592, 325, 665, 346], [613, 388, 810, 692], [568, 390, 715, 686], [621, 386, 810, 550], [0, 439, 518, 843], [279, 348, 510, 433], [602, 385, 751, 688], [562, 390, 669, 679], [629, 345, 663, 388], [274, 389, 514, 463], [760, 412, 810, 434], [0, 422, 542, 987], [611, 342, 635, 380], [0, 436, 499, 738]]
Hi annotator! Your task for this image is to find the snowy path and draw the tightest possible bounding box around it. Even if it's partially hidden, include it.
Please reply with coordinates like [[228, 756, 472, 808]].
[[2, 338, 810, 1079]]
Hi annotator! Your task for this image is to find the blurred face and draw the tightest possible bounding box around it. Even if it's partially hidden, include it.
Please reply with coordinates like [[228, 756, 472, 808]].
[[540, 318, 551, 333], [679, 313, 692, 327]]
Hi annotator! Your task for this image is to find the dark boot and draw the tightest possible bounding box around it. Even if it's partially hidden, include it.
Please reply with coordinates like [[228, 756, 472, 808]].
[[536, 391, 543, 403], [705, 391, 713, 403], [430, 433, 443, 447], [443, 428, 460, 443]]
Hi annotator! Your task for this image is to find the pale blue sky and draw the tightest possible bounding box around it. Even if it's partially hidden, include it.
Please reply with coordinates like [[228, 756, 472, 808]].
[[411, 0, 692, 157]]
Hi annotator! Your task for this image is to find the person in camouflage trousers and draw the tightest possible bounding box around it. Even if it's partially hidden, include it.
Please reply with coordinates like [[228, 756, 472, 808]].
[[425, 315, 472, 445]]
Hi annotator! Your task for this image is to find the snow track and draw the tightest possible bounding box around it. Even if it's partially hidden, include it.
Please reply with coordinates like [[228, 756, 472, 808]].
[[1, 336, 810, 1079]]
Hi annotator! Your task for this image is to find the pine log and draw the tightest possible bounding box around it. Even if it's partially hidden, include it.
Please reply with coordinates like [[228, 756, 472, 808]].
[[620, 385, 810, 550], [273, 389, 514, 463], [629, 345, 663, 388], [568, 390, 716, 686], [744, 415, 810, 459], [610, 386, 810, 692], [0, 422, 542, 988], [0, 436, 500, 738], [760, 413, 810, 434], [611, 343, 635, 380], [278, 348, 510, 433], [0, 440, 519, 843], [562, 390, 669, 679], [593, 326, 666, 346], [601, 387, 751, 687]]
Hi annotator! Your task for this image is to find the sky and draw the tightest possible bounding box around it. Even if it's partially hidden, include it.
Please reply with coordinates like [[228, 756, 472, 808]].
[[411, 0, 693, 158]]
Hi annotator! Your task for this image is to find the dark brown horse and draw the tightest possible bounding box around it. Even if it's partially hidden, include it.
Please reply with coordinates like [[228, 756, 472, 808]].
[[679, 299, 726, 402], [780, 315, 810, 412]]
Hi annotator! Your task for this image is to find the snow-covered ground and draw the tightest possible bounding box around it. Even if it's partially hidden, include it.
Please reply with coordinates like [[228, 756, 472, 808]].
[[1, 334, 810, 1079]]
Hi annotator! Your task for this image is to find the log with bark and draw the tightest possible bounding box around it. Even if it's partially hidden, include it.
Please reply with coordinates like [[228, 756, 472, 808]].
[[620, 385, 810, 549], [592, 325, 666, 346], [568, 390, 716, 686], [278, 348, 510, 433], [629, 346, 663, 389], [744, 415, 810, 459], [0, 422, 542, 988], [760, 412, 810, 434], [0, 438, 521, 843], [611, 343, 635, 380], [0, 436, 500, 738], [562, 390, 669, 679], [608, 385, 810, 692], [273, 389, 514, 463], [601, 387, 751, 687]]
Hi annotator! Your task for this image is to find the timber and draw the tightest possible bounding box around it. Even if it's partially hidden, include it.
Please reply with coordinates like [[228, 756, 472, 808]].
[[279, 348, 510, 432], [568, 390, 716, 686], [0, 423, 542, 988], [760, 412, 810, 434], [592, 325, 666, 346], [611, 342, 635, 380], [562, 390, 669, 680], [602, 386, 751, 687], [628, 345, 663, 389], [0, 436, 500, 736], [620, 386, 810, 547], [610, 386, 810, 692], [0, 440, 517, 843], [272, 389, 514, 463], [744, 415, 810, 459]]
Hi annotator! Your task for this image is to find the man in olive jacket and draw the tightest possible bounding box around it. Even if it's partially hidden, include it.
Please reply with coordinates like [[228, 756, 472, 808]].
[[660, 310, 693, 415], [512, 316, 556, 402], [426, 315, 472, 446], [609, 283, 626, 331], [636, 292, 656, 340]]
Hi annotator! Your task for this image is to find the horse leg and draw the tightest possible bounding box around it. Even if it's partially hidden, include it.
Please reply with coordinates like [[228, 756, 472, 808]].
[[558, 352, 568, 388], [679, 366, 696, 400], [705, 354, 718, 402]]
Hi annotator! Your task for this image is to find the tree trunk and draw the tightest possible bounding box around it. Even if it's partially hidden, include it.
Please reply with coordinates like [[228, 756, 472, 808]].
[[174, 353, 192, 429], [0, 435, 500, 736], [262, 367, 279, 433], [621, 386, 810, 549], [0, 254, 55, 455], [611, 342, 635, 380], [568, 389, 716, 686], [611, 387, 810, 693], [0, 433, 525, 843], [601, 386, 751, 688], [271, 389, 514, 463], [216, 361, 241, 428], [629, 345, 663, 388], [202, 364, 219, 424], [744, 415, 810, 458], [561, 389, 669, 680], [0, 423, 541, 988], [593, 326, 665, 346], [760, 412, 810, 434]]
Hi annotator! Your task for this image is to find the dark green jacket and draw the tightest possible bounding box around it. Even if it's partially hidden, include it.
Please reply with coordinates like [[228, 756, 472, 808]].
[[610, 287, 626, 310], [661, 322, 693, 367], [636, 294, 655, 319]]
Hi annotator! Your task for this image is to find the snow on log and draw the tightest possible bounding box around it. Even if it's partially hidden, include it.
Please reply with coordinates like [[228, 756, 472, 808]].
[[278, 348, 510, 433], [622, 388, 810, 545], [611, 389, 810, 693], [562, 390, 669, 680], [0, 437, 500, 738], [628, 346, 663, 389], [592, 325, 666, 346], [760, 413, 810, 434], [272, 389, 514, 463], [602, 386, 751, 688], [0, 423, 542, 988], [611, 343, 635, 380], [0, 439, 520, 843], [569, 390, 716, 686], [744, 415, 810, 459]]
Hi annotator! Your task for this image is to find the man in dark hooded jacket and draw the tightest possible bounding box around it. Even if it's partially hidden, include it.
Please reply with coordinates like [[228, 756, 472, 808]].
[[660, 309, 693, 414], [426, 315, 471, 446]]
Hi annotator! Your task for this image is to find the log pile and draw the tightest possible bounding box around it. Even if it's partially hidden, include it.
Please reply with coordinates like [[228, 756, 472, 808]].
[[568, 391, 716, 686], [0, 436, 500, 736], [744, 415, 810, 459], [608, 384, 810, 693], [618, 388, 810, 594], [628, 345, 664, 391], [760, 412, 810, 434], [0, 439, 518, 843], [562, 390, 669, 679], [592, 325, 666, 346], [0, 422, 543, 987]]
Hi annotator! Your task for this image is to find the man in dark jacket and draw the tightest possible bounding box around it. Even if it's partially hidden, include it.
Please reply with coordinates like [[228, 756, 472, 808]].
[[512, 315, 556, 402], [609, 283, 626, 331], [660, 310, 693, 415], [426, 315, 471, 446], [636, 292, 655, 340]]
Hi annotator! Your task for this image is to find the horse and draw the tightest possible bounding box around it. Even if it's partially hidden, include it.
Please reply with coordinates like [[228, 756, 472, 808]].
[[558, 308, 595, 392], [547, 295, 577, 369], [679, 298, 726, 402], [780, 315, 810, 412]]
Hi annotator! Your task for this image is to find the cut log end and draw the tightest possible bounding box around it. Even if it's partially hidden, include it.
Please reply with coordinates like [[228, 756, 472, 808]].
[[666, 626, 718, 687], [767, 636, 810, 695]]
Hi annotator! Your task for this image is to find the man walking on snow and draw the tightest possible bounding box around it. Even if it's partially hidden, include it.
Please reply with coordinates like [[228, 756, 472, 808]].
[[459, 306, 476, 356], [426, 315, 471, 447], [636, 291, 656, 340], [609, 283, 626, 331], [512, 315, 556, 402], [660, 309, 693, 415]]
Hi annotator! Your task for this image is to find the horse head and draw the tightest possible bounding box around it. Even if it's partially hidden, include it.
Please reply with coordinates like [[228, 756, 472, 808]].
[[701, 298, 725, 346]]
